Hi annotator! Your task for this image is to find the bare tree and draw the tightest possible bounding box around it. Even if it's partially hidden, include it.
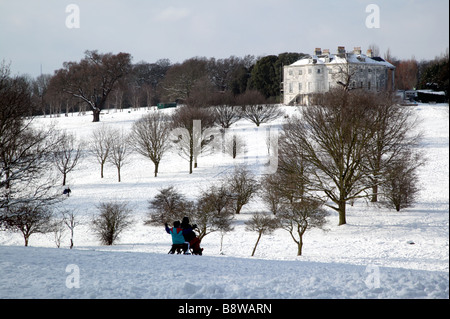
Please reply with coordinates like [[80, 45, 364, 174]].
[[210, 91, 242, 129], [224, 133, 246, 159], [380, 150, 422, 211], [52, 218, 65, 248], [1, 65, 63, 213], [146, 186, 194, 225], [160, 58, 209, 103], [61, 209, 79, 249], [284, 90, 381, 225], [260, 174, 284, 215], [283, 89, 423, 225], [277, 198, 328, 256], [365, 93, 423, 202], [89, 124, 114, 179], [92, 202, 133, 245], [195, 184, 234, 240], [108, 129, 130, 182], [52, 50, 132, 122], [52, 131, 83, 186], [245, 212, 278, 256], [130, 112, 172, 177], [225, 165, 259, 214], [2, 203, 54, 246], [237, 90, 284, 127], [214, 104, 242, 129], [171, 106, 216, 174]]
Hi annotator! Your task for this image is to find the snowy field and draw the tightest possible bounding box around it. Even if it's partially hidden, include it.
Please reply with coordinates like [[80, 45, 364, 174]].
[[0, 103, 448, 299]]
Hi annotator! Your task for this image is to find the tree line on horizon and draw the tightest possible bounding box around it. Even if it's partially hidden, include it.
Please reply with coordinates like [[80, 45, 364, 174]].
[[6, 46, 449, 122]]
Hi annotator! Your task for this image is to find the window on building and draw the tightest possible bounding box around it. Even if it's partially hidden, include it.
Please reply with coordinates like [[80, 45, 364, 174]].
[[308, 68, 312, 74], [298, 83, 302, 91], [317, 69, 321, 74], [368, 81, 371, 90], [289, 69, 293, 75], [289, 82, 293, 93], [299, 69, 303, 75]]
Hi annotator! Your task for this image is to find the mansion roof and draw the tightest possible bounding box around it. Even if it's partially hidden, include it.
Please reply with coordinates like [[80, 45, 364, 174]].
[[289, 47, 395, 70]]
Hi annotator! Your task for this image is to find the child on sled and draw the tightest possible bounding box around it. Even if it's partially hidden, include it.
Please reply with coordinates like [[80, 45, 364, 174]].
[[180, 217, 203, 255], [165, 221, 190, 254]]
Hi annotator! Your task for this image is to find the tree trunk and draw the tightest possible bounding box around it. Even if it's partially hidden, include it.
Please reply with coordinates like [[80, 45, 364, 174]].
[[235, 201, 243, 214], [154, 162, 159, 177], [297, 238, 303, 256], [62, 173, 67, 186], [371, 184, 378, 202], [251, 233, 262, 256], [338, 199, 346, 225], [189, 154, 193, 174], [92, 109, 101, 122]]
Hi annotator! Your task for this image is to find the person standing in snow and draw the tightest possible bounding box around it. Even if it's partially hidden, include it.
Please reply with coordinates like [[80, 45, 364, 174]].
[[165, 221, 190, 254]]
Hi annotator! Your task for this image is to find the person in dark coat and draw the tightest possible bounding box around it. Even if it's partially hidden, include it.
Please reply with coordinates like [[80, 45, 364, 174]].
[[180, 216, 203, 255]]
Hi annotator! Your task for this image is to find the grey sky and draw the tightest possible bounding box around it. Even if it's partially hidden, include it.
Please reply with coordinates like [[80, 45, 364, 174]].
[[1, 0, 448, 78]]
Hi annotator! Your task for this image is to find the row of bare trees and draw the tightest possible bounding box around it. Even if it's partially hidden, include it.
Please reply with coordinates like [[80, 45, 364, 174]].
[[18, 46, 450, 127], [31, 52, 259, 122]]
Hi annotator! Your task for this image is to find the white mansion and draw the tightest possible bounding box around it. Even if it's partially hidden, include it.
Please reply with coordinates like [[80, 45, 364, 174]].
[[283, 46, 396, 105]]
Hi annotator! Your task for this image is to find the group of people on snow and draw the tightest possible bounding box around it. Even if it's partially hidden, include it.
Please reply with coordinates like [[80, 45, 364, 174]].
[[165, 217, 203, 255]]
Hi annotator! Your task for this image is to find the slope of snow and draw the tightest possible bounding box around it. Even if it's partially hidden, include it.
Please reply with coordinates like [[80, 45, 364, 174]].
[[0, 103, 448, 299], [0, 245, 447, 299]]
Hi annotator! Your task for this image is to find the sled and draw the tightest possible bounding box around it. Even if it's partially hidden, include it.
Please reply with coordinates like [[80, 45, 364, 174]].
[[167, 238, 203, 255]]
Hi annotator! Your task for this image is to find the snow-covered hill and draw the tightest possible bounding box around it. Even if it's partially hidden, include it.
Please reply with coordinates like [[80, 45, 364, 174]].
[[1, 103, 448, 299]]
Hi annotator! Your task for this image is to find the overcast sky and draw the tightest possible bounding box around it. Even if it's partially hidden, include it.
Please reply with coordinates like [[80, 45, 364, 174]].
[[1, 0, 448, 78]]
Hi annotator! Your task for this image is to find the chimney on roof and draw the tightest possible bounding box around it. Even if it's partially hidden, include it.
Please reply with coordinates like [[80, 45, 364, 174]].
[[323, 49, 330, 56], [353, 46, 362, 55], [337, 46, 346, 57], [366, 49, 373, 58], [314, 48, 322, 56]]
